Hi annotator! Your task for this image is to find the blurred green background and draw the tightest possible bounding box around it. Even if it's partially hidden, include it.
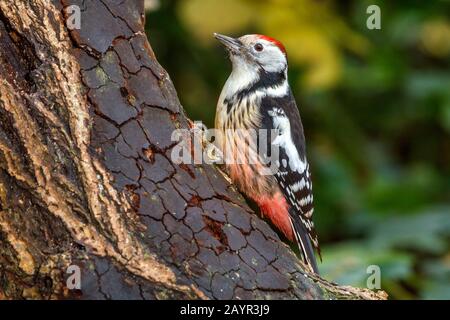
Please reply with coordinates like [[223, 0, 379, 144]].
[[144, 0, 450, 299]]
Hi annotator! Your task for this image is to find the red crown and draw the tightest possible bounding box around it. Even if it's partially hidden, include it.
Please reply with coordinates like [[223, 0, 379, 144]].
[[256, 35, 286, 55]]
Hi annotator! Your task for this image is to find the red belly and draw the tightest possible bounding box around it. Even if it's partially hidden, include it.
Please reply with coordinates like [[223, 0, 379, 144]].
[[228, 163, 293, 242], [254, 192, 294, 242], [223, 132, 294, 242]]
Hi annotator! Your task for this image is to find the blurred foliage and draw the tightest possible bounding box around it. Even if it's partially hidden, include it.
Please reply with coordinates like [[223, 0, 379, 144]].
[[178, 0, 370, 90], [145, 0, 450, 299]]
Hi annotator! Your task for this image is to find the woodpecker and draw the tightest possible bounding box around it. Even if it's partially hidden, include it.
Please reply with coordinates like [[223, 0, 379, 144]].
[[214, 33, 320, 273]]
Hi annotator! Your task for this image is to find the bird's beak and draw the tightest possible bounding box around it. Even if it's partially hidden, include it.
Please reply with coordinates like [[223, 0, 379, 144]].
[[214, 33, 243, 54]]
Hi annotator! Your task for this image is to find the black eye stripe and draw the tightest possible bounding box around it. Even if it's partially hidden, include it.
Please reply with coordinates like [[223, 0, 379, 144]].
[[254, 43, 264, 52]]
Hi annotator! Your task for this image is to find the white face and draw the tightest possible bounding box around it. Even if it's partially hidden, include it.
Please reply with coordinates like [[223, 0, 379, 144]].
[[214, 33, 289, 97], [231, 34, 288, 74]]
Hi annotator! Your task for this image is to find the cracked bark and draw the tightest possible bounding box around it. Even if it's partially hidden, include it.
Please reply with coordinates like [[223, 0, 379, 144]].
[[0, 0, 387, 300]]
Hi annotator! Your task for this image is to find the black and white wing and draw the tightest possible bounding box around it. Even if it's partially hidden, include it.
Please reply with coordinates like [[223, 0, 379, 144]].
[[261, 91, 321, 273]]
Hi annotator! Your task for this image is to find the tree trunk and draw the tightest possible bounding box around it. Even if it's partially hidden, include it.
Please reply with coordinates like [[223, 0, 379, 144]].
[[0, 0, 386, 300]]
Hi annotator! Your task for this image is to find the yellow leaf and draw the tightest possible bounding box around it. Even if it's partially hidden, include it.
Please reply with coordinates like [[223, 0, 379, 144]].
[[420, 19, 450, 58], [178, 0, 253, 44]]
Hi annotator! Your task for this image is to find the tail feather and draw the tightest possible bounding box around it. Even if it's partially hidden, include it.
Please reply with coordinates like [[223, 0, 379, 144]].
[[288, 209, 319, 274]]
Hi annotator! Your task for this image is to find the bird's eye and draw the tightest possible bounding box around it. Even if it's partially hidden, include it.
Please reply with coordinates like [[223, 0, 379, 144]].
[[254, 43, 264, 52]]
